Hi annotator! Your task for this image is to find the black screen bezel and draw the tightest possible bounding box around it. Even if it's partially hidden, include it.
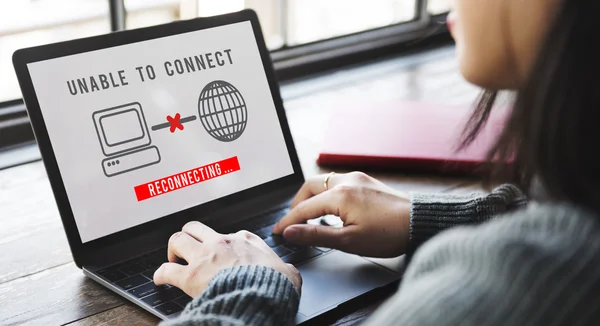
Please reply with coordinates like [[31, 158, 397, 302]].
[[12, 9, 304, 265]]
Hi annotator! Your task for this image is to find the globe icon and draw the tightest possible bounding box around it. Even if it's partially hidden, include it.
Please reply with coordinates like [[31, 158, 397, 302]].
[[198, 80, 248, 142]]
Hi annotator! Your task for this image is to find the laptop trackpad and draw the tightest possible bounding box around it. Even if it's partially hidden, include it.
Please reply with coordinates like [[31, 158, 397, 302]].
[[296, 250, 399, 318]]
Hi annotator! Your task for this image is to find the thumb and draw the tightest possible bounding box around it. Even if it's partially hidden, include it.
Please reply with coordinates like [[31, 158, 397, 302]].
[[283, 224, 351, 250]]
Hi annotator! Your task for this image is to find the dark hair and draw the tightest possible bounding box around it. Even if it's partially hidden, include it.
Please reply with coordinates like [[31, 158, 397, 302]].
[[461, 0, 600, 211]]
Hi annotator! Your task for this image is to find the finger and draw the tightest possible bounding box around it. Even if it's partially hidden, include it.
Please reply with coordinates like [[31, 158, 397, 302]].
[[289, 177, 321, 209], [273, 190, 341, 234], [282, 224, 353, 250], [182, 221, 219, 242], [235, 229, 261, 241], [168, 231, 202, 263], [290, 173, 341, 208], [153, 262, 187, 288]]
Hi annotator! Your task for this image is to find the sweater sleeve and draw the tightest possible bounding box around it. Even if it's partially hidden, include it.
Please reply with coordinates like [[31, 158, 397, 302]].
[[363, 204, 600, 326], [161, 265, 299, 326], [408, 183, 527, 251]]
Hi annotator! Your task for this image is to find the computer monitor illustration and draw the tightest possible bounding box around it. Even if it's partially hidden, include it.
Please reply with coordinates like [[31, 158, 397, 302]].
[[93, 102, 161, 177]]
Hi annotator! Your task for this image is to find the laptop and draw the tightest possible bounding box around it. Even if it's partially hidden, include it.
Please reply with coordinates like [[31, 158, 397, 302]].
[[12, 9, 403, 324]]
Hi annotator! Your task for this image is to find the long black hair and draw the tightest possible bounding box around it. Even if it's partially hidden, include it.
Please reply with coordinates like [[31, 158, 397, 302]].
[[461, 0, 600, 211]]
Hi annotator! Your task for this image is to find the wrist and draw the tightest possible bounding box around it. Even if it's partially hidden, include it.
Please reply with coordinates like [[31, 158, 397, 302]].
[[393, 194, 412, 253], [188, 265, 300, 311]]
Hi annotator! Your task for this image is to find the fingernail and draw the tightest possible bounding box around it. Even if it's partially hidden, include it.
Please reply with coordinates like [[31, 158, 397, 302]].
[[169, 232, 181, 242], [272, 224, 280, 234], [152, 266, 161, 283], [283, 226, 299, 239]]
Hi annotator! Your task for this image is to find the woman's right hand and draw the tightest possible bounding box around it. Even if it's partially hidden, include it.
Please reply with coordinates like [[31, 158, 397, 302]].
[[272, 172, 411, 258]]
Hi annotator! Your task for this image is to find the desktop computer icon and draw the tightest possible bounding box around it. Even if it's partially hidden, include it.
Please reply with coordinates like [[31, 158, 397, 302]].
[[93, 102, 161, 177]]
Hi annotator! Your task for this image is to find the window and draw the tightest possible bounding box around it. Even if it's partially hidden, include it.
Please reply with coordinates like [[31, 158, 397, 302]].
[[428, 0, 452, 15], [286, 0, 417, 46], [0, 0, 111, 103], [0, 0, 451, 156], [124, 0, 285, 50], [124, 0, 427, 49]]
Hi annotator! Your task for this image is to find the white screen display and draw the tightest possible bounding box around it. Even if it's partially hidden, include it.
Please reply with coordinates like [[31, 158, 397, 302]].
[[101, 110, 145, 146], [27, 21, 294, 243]]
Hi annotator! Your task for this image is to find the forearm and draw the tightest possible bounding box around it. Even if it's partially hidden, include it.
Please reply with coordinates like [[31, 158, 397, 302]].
[[162, 265, 299, 326], [408, 184, 527, 251]]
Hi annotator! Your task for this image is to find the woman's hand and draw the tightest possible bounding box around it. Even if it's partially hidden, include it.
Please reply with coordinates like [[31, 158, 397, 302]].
[[153, 221, 302, 298], [272, 172, 411, 258]]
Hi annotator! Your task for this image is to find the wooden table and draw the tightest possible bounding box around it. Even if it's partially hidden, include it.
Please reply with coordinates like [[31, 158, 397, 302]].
[[0, 46, 483, 325]]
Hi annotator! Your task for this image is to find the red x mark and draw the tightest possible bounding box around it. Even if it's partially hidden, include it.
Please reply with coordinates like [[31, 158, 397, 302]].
[[167, 113, 183, 133]]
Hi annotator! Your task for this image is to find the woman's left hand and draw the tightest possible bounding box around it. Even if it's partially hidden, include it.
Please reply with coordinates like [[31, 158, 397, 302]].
[[153, 221, 302, 298]]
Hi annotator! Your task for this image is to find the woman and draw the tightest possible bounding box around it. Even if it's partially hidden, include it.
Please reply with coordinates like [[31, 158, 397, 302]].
[[154, 0, 600, 324]]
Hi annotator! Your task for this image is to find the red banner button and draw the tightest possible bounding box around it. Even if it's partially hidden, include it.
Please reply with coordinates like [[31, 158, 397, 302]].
[[134, 156, 240, 201]]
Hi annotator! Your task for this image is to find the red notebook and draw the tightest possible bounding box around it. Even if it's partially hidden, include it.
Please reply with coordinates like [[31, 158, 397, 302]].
[[317, 100, 508, 175]]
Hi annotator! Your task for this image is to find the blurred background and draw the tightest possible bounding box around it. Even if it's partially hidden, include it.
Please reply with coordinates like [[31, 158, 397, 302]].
[[0, 0, 451, 103], [0, 0, 453, 166]]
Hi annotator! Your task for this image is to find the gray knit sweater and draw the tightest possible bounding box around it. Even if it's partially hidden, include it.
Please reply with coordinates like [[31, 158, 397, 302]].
[[163, 184, 600, 325]]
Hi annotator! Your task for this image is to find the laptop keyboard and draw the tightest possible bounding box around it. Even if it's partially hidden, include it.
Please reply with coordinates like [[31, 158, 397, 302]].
[[96, 208, 331, 316]]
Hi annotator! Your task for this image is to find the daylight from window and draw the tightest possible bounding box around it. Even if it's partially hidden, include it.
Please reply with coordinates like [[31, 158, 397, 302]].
[[0, 0, 450, 103]]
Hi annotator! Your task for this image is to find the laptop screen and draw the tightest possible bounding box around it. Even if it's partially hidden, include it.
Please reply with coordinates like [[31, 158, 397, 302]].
[[26, 21, 294, 243]]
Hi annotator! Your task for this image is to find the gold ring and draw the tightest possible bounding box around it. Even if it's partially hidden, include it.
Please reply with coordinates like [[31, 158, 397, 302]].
[[324, 172, 335, 191]]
